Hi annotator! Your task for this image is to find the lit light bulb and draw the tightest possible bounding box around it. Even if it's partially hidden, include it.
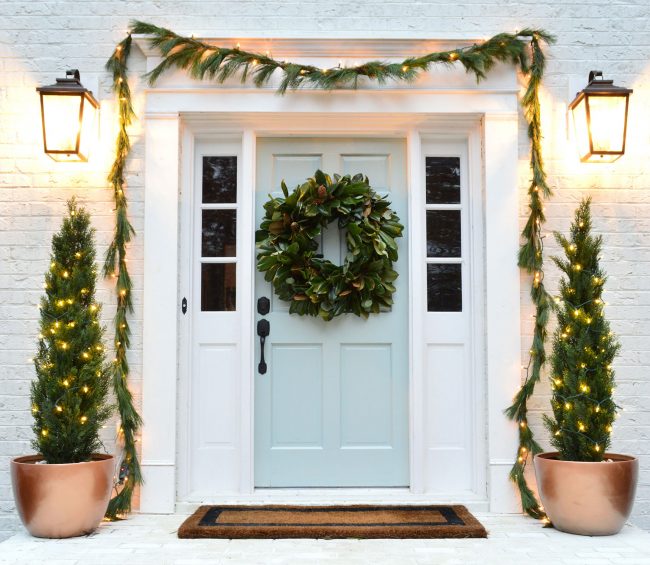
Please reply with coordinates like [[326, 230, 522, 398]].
[[62, 271, 69, 278], [62, 379, 69, 387], [594, 444, 600, 452], [83, 386, 89, 393], [80, 416, 88, 424], [75, 252, 81, 259], [578, 422, 586, 432], [56, 405, 63, 412], [595, 405, 601, 413], [41, 429, 48, 437], [565, 402, 572, 410]]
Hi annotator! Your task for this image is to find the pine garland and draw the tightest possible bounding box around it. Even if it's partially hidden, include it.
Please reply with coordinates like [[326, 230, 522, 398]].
[[103, 33, 142, 519], [104, 20, 555, 520]]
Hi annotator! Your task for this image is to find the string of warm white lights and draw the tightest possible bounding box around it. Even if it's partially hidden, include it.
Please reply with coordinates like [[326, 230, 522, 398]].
[[104, 20, 555, 520]]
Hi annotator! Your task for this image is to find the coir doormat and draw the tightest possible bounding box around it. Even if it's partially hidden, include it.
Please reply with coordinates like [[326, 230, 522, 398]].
[[178, 505, 487, 539]]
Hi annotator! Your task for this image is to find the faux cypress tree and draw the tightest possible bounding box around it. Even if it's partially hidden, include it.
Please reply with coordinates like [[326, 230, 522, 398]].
[[544, 198, 620, 461], [31, 198, 112, 464]]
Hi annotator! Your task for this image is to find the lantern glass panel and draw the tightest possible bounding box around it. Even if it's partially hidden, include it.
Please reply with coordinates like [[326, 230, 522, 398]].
[[77, 94, 98, 161], [571, 97, 590, 162], [41, 93, 83, 156], [588, 94, 627, 154]]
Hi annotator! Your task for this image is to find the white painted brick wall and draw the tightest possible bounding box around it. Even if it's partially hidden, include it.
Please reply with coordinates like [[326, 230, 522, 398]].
[[0, 0, 649, 540]]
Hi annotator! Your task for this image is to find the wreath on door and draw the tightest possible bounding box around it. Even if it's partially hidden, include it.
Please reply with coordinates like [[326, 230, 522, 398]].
[[256, 170, 404, 321]]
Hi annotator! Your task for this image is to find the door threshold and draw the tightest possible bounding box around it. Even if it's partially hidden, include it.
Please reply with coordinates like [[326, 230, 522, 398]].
[[177, 488, 489, 514]]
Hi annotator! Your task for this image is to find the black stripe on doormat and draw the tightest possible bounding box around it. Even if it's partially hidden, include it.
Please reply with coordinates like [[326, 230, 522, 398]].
[[198, 505, 465, 527]]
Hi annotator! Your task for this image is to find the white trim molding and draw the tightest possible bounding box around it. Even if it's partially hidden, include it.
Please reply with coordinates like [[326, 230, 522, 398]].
[[137, 37, 521, 514]]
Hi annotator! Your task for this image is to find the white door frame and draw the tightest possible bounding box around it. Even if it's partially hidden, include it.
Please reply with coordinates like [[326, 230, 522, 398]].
[[137, 36, 522, 514]]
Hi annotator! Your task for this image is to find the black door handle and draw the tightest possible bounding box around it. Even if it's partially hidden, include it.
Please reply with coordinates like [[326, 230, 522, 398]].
[[257, 318, 270, 374]]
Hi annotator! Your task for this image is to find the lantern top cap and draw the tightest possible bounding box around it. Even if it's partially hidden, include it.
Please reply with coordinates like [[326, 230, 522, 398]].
[[36, 69, 99, 107], [576, 70, 633, 98]]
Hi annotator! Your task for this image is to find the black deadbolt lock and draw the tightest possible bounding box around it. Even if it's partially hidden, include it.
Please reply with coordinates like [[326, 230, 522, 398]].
[[257, 296, 270, 315]]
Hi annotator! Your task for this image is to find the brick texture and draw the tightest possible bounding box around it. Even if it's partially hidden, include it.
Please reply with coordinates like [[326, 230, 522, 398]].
[[1, 0, 649, 540]]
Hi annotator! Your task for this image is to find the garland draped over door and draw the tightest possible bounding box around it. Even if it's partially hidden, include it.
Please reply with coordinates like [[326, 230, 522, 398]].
[[104, 20, 554, 521]]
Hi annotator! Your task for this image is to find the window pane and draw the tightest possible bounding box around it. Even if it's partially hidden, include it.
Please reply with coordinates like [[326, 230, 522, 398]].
[[426, 210, 461, 257], [426, 157, 460, 204], [201, 263, 236, 311], [427, 264, 462, 312], [202, 210, 237, 257], [202, 156, 237, 203]]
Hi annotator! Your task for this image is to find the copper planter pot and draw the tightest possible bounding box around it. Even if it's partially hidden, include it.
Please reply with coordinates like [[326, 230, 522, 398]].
[[11, 454, 114, 538], [534, 452, 638, 536]]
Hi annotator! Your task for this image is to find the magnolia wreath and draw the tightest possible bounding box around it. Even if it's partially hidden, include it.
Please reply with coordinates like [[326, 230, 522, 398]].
[[256, 170, 404, 321]]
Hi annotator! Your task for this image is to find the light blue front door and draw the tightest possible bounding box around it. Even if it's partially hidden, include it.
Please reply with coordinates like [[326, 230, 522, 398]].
[[254, 138, 409, 487]]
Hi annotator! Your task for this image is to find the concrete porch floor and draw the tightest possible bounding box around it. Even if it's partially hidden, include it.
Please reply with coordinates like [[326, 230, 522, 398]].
[[1, 513, 650, 564]]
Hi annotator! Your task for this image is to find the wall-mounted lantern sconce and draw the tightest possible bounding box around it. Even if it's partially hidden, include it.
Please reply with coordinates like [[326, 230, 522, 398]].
[[569, 71, 632, 163], [37, 70, 99, 162]]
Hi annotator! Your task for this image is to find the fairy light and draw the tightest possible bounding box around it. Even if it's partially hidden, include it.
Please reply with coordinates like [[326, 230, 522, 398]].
[[75, 252, 82, 259], [41, 429, 48, 437], [57, 299, 66, 308], [82, 352, 90, 359], [83, 386, 89, 393], [80, 416, 88, 424], [62, 379, 69, 387], [62, 270, 69, 278], [89, 304, 98, 312], [56, 405, 63, 413], [578, 422, 586, 432], [565, 402, 572, 410]]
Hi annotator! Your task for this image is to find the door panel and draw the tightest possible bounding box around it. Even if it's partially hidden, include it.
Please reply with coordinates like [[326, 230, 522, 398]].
[[254, 138, 409, 487]]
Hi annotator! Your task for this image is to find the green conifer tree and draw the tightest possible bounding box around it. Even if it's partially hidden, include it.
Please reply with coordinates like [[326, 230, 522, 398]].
[[544, 198, 620, 461], [31, 198, 112, 463]]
